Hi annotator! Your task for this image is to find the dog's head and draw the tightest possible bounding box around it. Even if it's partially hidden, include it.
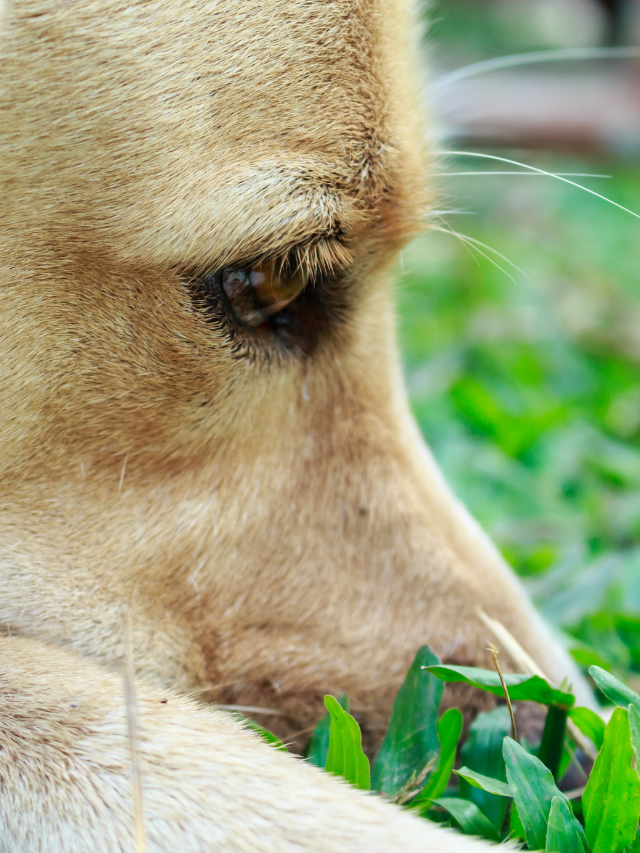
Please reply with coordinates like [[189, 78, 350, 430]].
[[0, 0, 583, 741], [0, 0, 425, 469]]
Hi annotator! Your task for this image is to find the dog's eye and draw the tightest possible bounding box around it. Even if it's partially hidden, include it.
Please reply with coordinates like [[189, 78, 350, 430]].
[[215, 261, 305, 328], [194, 255, 329, 355]]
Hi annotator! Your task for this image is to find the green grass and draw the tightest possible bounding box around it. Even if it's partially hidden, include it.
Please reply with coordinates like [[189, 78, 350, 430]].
[[251, 648, 640, 849]]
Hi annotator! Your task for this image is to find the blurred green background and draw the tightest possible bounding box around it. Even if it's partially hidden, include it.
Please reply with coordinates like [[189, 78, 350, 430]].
[[398, 0, 640, 691]]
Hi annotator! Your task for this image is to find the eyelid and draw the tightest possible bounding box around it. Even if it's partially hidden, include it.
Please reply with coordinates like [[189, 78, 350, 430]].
[[186, 160, 361, 273]]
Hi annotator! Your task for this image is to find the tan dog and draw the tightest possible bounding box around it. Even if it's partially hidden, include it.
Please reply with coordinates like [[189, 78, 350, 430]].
[[0, 0, 592, 849]]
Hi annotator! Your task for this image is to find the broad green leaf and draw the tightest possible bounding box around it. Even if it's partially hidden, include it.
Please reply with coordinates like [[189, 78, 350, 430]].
[[458, 706, 511, 830], [239, 717, 287, 751], [546, 796, 586, 853], [583, 707, 640, 853], [372, 646, 443, 797], [433, 797, 501, 842], [503, 736, 570, 851], [539, 705, 569, 780], [569, 707, 606, 752], [425, 665, 575, 707], [629, 704, 640, 776], [589, 667, 640, 715], [510, 801, 526, 843], [306, 695, 349, 768], [455, 767, 513, 798], [324, 695, 370, 790], [412, 708, 463, 811], [625, 826, 640, 853]]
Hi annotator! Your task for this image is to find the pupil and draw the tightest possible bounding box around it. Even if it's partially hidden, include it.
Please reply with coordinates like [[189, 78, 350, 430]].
[[221, 267, 267, 327]]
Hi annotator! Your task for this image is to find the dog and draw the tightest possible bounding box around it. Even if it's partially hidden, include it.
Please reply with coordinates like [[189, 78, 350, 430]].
[[0, 0, 594, 849]]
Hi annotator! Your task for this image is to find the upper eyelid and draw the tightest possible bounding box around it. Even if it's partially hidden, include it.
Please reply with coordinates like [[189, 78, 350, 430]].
[[182, 162, 362, 274]]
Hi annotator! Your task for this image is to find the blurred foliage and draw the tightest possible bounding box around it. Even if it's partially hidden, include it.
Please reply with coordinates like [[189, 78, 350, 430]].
[[397, 159, 640, 687], [425, 0, 610, 68], [396, 0, 640, 692]]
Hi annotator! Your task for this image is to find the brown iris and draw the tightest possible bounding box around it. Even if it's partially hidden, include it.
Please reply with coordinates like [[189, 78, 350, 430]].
[[220, 261, 305, 328]]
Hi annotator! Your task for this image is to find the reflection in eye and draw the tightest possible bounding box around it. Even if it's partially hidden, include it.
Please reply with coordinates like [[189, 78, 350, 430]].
[[221, 261, 305, 328]]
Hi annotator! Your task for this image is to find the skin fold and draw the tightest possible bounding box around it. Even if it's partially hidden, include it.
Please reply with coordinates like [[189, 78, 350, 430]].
[[0, 0, 593, 849]]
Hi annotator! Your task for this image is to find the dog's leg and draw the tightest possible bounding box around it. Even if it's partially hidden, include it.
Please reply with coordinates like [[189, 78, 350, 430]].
[[0, 635, 494, 852]]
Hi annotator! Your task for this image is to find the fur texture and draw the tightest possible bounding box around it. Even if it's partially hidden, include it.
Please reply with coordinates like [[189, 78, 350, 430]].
[[0, 0, 591, 849]]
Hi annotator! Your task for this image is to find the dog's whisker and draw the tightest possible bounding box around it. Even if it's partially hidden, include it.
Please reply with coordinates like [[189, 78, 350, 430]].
[[431, 224, 530, 282], [430, 220, 522, 285], [432, 46, 640, 92], [118, 455, 128, 493], [444, 151, 640, 220], [432, 172, 611, 179]]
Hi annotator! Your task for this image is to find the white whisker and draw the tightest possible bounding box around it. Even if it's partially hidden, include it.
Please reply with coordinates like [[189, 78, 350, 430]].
[[431, 223, 527, 284], [429, 209, 476, 216], [430, 219, 482, 268], [444, 151, 640, 220], [432, 172, 610, 179], [119, 455, 128, 493], [432, 47, 640, 91]]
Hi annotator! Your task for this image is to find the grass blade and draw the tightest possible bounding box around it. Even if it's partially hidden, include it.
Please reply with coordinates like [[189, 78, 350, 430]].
[[457, 706, 512, 829], [372, 646, 443, 797], [455, 767, 513, 798], [239, 717, 287, 751], [510, 801, 526, 843], [583, 707, 640, 853], [413, 708, 463, 811], [324, 696, 370, 790], [568, 708, 605, 753], [546, 796, 586, 853], [589, 667, 640, 715], [433, 798, 501, 841], [625, 828, 640, 853], [539, 705, 569, 781], [629, 704, 640, 775], [306, 695, 349, 768], [425, 665, 574, 707], [503, 737, 570, 850]]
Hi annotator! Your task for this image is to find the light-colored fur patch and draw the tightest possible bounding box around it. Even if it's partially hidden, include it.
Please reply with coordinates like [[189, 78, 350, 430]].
[[0, 0, 591, 849]]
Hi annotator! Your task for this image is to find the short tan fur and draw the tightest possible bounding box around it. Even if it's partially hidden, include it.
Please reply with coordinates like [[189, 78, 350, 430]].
[[0, 1, 591, 849]]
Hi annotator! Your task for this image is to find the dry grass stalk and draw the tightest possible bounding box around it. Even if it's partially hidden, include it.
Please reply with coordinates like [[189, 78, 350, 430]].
[[479, 611, 546, 678], [479, 610, 598, 761], [389, 757, 437, 805], [213, 704, 283, 715], [487, 642, 517, 742], [123, 613, 147, 853]]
